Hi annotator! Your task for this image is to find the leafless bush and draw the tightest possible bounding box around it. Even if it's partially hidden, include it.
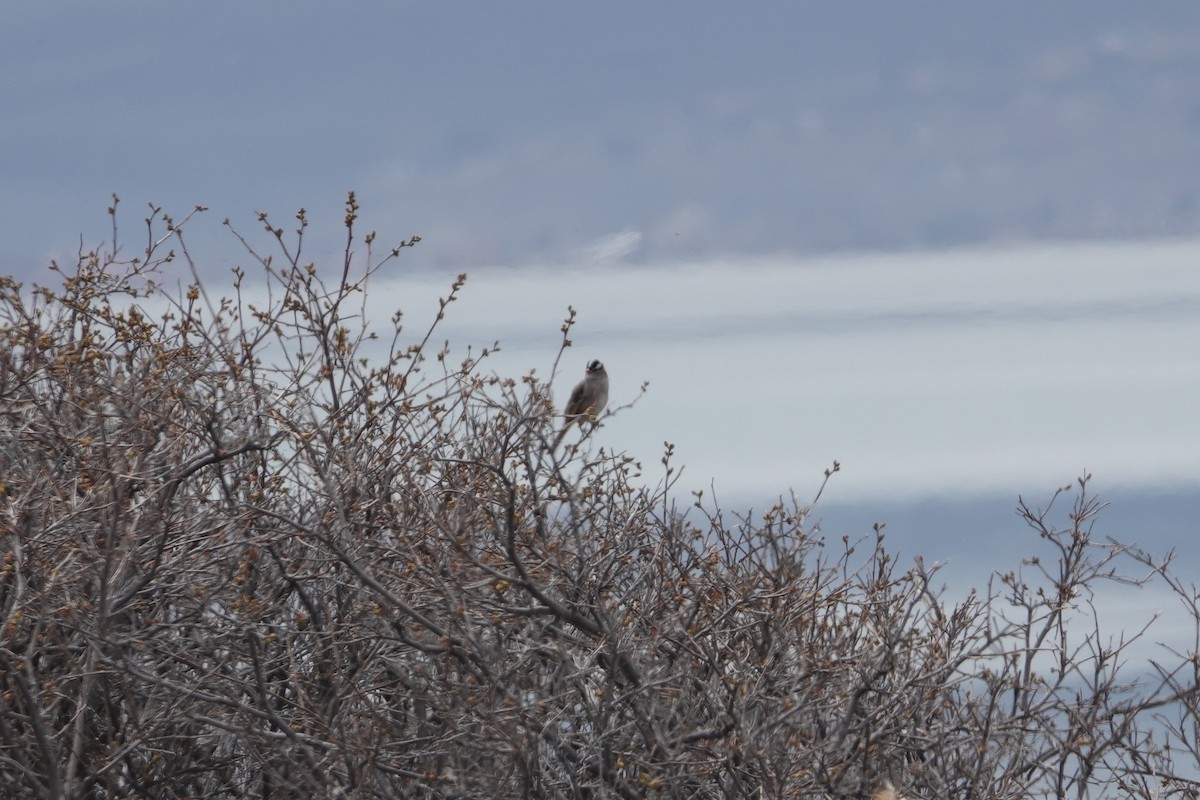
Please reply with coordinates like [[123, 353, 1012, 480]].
[[1, 195, 1198, 799]]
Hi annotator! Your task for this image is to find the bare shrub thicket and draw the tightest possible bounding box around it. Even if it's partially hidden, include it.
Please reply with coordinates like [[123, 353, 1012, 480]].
[[2, 195, 1199, 799]]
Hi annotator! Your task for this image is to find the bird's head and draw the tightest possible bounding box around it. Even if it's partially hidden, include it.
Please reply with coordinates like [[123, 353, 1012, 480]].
[[586, 359, 605, 374]]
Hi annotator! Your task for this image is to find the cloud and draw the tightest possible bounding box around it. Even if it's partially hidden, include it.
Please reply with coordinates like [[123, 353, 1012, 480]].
[[574, 230, 643, 265], [360, 235, 1200, 502]]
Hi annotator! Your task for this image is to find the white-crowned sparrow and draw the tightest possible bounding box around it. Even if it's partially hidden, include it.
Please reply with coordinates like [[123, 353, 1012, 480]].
[[553, 359, 609, 450]]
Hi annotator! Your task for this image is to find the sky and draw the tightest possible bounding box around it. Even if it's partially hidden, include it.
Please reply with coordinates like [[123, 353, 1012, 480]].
[[4, 3, 1200, 271], [3, 3, 1199, 591]]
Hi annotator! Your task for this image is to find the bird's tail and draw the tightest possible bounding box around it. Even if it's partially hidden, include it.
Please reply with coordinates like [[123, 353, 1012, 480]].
[[551, 420, 573, 451]]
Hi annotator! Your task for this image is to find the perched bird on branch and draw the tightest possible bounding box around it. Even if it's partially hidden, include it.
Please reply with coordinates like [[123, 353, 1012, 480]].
[[553, 359, 608, 450]]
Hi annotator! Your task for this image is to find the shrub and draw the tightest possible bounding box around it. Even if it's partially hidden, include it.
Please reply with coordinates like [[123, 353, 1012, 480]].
[[0, 195, 1196, 798]]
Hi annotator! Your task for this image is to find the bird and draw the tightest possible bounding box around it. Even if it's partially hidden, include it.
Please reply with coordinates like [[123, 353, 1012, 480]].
[[870, 780, 905, 800], [553, 359, 609, 450]]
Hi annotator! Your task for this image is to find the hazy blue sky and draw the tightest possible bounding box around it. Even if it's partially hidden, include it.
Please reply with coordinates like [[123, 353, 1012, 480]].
[[4, 2, 1200, 272], [3, 4, 1199, 564]]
